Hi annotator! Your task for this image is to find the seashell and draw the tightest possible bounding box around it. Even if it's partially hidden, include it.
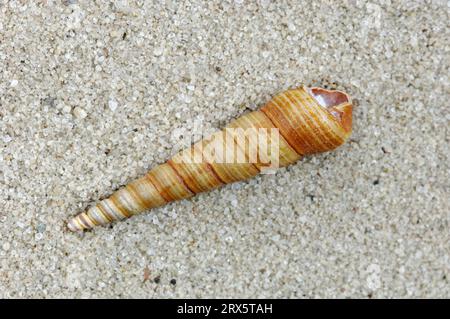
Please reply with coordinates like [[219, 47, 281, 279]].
[[68, 86, 353, 231]]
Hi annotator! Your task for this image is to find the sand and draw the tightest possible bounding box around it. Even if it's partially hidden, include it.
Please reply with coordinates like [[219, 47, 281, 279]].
[[0, 0, 448, 298]]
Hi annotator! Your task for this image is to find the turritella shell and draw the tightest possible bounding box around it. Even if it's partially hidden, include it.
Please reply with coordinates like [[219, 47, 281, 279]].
[[68, 86, 352, 231]]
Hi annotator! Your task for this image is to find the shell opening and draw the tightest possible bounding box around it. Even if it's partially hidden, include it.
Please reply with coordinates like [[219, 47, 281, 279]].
[[308, 87, 351, 108], [307, 87, 353, 133]]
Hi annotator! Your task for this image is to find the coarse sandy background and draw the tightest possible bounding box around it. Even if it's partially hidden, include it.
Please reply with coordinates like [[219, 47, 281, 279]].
[[0, 0, 449, 298]]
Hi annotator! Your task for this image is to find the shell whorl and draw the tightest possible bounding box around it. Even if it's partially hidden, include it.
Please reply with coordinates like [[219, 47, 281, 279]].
[[67, 86, 352, 231]]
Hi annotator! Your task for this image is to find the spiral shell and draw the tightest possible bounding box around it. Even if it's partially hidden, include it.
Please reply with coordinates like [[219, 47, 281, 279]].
[[68, 86, 352, 231]]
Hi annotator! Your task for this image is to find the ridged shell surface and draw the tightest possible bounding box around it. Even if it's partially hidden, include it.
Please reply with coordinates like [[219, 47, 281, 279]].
[[68, 86, 352, 231]]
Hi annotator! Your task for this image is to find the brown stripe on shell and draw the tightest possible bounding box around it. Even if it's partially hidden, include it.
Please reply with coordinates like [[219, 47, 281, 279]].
[[262, 96, 313, 155], [205, 162, 226, 185], [110, 195, 132, 218], [123, 184, 148, 211], [257, 110, 303, 164], [145, 172, 172, 203], [96, 203, 114, 223], [131, 176, 166, 208], [169, 147, 224, 193], [146, 163, 193, 202], [167, 160, 198, 195]]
